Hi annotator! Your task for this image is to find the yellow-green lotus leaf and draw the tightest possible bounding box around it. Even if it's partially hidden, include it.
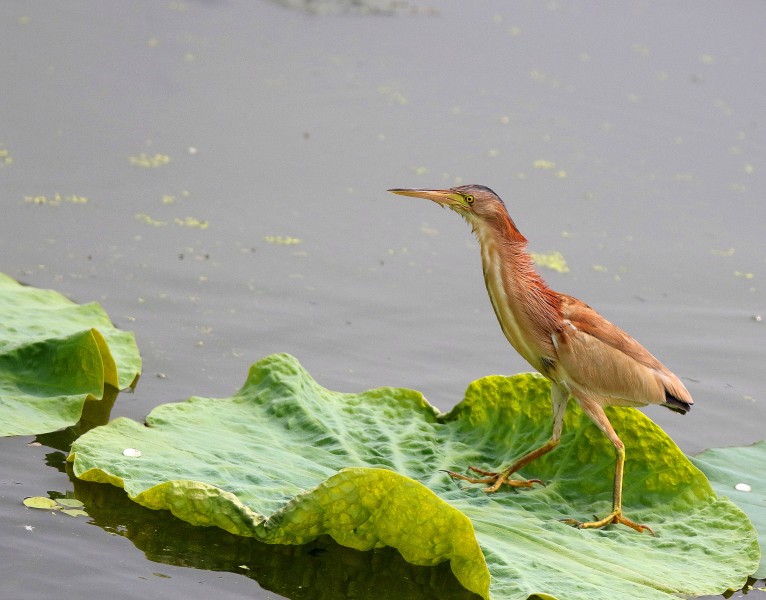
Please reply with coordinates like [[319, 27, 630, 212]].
[[69, 353, 759, 599]]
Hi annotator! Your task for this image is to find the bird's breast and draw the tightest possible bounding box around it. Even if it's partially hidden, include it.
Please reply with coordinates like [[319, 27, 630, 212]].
[[480, 241, 556, 374]]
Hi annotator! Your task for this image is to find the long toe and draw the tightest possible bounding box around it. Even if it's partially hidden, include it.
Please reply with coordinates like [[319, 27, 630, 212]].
[[484, 476, 543, 493], [442, 469, 497, 485], [467, 466, 502, 477], [612, 514, 654, 535], [445, 467, 544, 493], [563, 511, 654, 535]]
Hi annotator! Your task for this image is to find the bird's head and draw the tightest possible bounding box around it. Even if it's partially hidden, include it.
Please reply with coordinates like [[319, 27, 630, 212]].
[[387, 184, 508, 226]]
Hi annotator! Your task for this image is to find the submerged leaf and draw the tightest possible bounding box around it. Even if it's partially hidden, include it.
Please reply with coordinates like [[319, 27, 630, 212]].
[[60, 508, 89, 518], [692, 440, 766, 578], [69, 353, 759, 600], [0, 273, 141, 436], [57, 498, 85, 508]]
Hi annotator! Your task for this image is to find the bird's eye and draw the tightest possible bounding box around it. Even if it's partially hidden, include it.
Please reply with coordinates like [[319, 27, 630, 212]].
[[464, 194, 475, 204]]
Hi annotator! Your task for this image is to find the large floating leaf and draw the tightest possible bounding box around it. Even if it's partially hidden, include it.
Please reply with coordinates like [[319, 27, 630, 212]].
[[0, 273, 141, 436], [692, 440, 766, 579], [69, 353, 759, 599]]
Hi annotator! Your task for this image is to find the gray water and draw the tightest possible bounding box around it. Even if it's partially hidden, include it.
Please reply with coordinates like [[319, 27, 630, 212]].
[[0, 1, 763, 598]]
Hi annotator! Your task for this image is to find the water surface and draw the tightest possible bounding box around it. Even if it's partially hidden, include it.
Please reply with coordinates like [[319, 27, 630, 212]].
[[0, 1, 763, 598]]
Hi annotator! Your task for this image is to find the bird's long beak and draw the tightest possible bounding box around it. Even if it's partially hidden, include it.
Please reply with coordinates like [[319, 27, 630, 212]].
[[388, 188, 462, 208]]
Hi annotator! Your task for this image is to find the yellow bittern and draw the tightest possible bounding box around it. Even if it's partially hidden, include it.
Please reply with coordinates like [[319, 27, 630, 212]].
[[388, 185, 693, 534]]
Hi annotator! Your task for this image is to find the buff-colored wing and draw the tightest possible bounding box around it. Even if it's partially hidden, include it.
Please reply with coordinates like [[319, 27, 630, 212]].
[[553, 295, 693, 410]]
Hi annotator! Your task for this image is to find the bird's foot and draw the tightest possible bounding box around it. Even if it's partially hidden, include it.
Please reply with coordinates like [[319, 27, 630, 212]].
[[443, 466, 544, 493], [561, 510, 654, 535]]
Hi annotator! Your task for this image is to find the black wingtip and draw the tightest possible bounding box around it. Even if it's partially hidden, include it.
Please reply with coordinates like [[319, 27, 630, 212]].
[[664, 392, 692, 415]]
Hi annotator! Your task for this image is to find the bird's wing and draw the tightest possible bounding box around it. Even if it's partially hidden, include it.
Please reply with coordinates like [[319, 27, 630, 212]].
[[553, 295, 692, 408]]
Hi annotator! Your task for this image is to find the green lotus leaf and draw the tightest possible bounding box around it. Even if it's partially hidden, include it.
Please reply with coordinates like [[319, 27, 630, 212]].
[[0, 272, 141, 436], [691, 440, 766, 578], [69, 353, 759, 599]]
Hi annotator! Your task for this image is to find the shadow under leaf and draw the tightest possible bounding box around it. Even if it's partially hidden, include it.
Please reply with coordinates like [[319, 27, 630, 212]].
[[71, 476, 481, 600]]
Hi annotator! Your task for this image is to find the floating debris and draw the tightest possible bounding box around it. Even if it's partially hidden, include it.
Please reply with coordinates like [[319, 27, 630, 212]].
[[377, 84, 408, 105], [130, 153, 171, 168], [175, 216, 209, 229], [24, 193, 89, 205], [531, 251, 569, 273], [162, 190, 190, 204], [135, 213, 167, 227], [533, 159, 556, 170], [264, 235, 301, 245], [0, 145, 13, 167], [631, 44, 651, 57]]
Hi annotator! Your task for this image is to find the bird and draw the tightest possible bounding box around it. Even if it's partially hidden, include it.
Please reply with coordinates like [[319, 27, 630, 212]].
[[387, 184, 693, 534]]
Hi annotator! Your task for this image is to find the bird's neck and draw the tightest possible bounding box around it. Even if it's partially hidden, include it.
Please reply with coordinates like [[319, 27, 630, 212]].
[[472, 214, 561, 368]]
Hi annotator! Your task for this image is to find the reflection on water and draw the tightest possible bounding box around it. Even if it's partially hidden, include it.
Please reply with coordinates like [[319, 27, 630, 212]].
[[71, 477, 481, 600]]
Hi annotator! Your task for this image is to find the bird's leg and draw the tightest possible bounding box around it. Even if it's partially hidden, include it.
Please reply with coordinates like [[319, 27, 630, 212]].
[[446, 384, 568, 493], [562, 395, 654, 535], [564, 443, 653, 534]]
